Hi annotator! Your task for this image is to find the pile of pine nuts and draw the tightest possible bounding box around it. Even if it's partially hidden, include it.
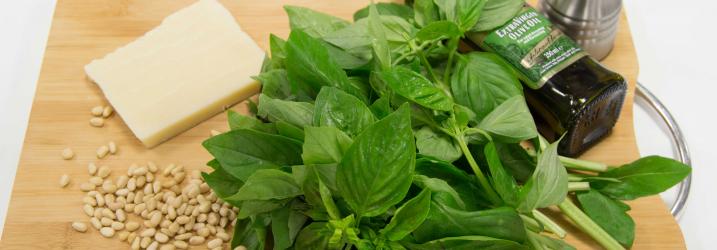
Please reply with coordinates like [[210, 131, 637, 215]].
[[90, 105, 114, 127], [71, 161, 243, 250]]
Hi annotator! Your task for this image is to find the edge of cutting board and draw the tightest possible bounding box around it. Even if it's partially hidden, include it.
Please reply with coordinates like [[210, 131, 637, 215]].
[[1, 0, 685, 249]]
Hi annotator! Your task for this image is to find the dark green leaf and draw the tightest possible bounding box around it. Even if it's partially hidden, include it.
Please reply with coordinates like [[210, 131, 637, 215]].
[[415, 126, 461, 162], [471, 0, 524, 32], [380, 66, 453, 111], [285, 30, 365, 101], [257, 94, 314, 128], [271, 202, 309, 250], [415, 20, 461, 42], [451, 52, 522, 121], [231, 219, 266, 250], [227, 110, 275, 133], [237, 200, 288, 220], [314, 87, 376, 136], [413, 205, 526, 243], [367, 4, 392, 70], [325, 43, 371, 70], [302, 126, 353, 165], [353, 3, 414, 21], [295, 222, 332, 249], [291, 165, 327, 219], [201, 168, 243, 202], [256, 69, 312, 102], [595, 156, 691, 200], [577, 189, 635, 247], [455, 0, 487, 31], [402, 235, 527, 250], [202, 129, 303, 181], [413, 0, 440, 27], [412, 174, 465, 209], [369, 96, 392, 119], [477, 96, 538, 143], [284, 6, 349, 38], [493, 143, 535, 182], [484, 142, 519, 206], [228, 169, 302, 201], [380, 188, 432, 241], [518, 140, 567, 212], [275, 121, 304, 142], [528, 231, 576, 250], [337, 104, 415, 217]]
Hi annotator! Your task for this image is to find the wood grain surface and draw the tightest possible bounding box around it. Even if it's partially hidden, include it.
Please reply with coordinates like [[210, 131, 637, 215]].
[[0, 0, 685, 249]]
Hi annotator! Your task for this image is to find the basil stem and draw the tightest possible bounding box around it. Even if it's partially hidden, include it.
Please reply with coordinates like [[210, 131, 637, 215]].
[[532, 209, 567, 238], [568, 182, 590, 192], [558, 199, 625, 250], [455, 135, 502, 205]]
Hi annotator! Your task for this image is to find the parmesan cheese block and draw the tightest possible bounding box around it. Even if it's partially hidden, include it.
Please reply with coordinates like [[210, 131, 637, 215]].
[[85, 0, 264, 147]]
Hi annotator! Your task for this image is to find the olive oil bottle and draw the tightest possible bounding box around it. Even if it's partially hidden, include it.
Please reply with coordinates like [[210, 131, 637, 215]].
[[467, 7, 627, 156]]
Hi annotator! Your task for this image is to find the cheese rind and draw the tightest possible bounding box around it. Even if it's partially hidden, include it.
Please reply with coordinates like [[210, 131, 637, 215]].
[[85, 0, 264, 147]]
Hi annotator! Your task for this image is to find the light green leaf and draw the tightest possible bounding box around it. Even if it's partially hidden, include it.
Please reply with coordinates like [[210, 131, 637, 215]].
[[595, 156, 692, 200], [415, 126, 462, 162], [302, 126, 353, 165], [477, 96, 538, 143], [380, 66, 453, 111], [518, 140, 568, 212], [380, 188, 432, 241], [284, 6, 349, 38], [314, 87, 376, 136], [229, 169, 302, 201], [257, 94, 314, 128]]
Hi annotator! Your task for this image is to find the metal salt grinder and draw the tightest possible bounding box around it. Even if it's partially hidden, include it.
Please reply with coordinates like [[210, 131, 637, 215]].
[[539, 0, 623, 60]]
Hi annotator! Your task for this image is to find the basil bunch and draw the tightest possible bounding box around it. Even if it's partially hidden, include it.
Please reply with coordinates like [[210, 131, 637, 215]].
[[202, 2, 691, 250]]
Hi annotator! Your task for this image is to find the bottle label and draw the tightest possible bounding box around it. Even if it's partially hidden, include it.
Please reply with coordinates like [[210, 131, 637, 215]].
[[481, 7, 585, 89]]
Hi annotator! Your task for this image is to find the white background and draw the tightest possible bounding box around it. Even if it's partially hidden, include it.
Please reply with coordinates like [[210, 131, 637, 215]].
[[0, 0, 715, 248]]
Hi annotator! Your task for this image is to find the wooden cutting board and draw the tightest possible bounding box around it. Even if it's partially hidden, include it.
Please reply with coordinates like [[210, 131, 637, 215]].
[[0, 0, 685, 249]]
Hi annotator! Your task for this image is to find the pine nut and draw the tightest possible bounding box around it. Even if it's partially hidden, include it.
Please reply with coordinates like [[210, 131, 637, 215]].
[[102, 182, 117, 193], [89, 217, 102, 230], [100, 217, 113, 227], [108, 141, 117, 154], [141, 228, 156, 237], [173, 240, 188, 249], [91, 105, 104, 116], [207, 238, 222, 249], [140, 237, 152, 248], [188, 236, 205, 245], [162, 164, 176, 176], [61, 148, 74, 160], [118, 231, 129, 241], [147, 172, 155, 182], [102, 106, 114, 118], [80, 183, 95, 192], [117, 175, 129, 188], [147, 241, 159, 250], [89, 176, 103, 186], [96, 145, 110, 158], [216, 231, 230, 241], [125, 221, 140, 232], [154, 232, 169, 243], [97, 165, 111, 178], [88, 162, 98, 175], [136, 176, 146, 187], [116, 209, 126, 222], [175, 233, 192, 240], [131, 237, 140, 249], [128, 232, 137, 243], [197, 227, 210, 237], [59, 174, 70, 187], [101, 208, 116, 219], [159, 244, 176, 250], [82, 204, 94, 217], [100, 227, 115, 238], [111, 221, 124, 231], [234, 246, 248, 250], [133, 167, 148, 176], [153, 181, 161, 194], [90, 117, 105, 127], [71, 222, 87, 232], [127, 177, 137, 191], [170, 165, 184, 175]]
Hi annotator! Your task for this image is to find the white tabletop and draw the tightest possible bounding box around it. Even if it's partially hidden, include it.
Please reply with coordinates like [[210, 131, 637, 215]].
[[0, 0, 715, 248]]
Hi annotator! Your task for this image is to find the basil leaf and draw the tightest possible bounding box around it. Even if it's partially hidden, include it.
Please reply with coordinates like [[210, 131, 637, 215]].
[[292, 165, 330, 220], [433, 0, 457, 22], [415, 126, 462, 162], [413, 205, 527, 243], [275, 121, 304, 142], [455, 0, 487, 31], [228, 169, 302, 201], [314, 87, 377, 136], [337, 104, 415, 217], [577, 189, 635, 247], [595, 156, 692, 200], [284, 6, 349, 38], [271, 202, 309, 250], [451, 52, 522, 121], [413, 0, 440, 27], [367, 4, 392, 70], [202, 129, 303, 182], [381, 66, 453, 111], [353, 3, 414, 21], [324, 16, 416, 61], [380, 188, 432, 241], [415, 20, 461, 42], [528, 231, 576, 250], [227, 110, 275, 133], [471, 0, 524, 32], [493, 143, 535, 182], [237, 200, 288, 220], [295, 222, 332, 249], [302, 126, 353, 165], [325, 43, 371, 70], [201, 168, 243, 201], [369, 96, 392, 119], [412, 174, 465, 210], [231, 219, 266, 250], [484, 142, 519, 206], [257, 94, 314, 128], [402, 235, 527, 250], [285, 30, 365, 101], [256, 69, 312, 102], [477, 96, 538, 143], [518, 140, 567, 212]]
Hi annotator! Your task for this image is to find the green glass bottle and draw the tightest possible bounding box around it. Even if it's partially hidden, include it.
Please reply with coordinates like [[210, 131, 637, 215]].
[[467, 7, 627, 156]]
